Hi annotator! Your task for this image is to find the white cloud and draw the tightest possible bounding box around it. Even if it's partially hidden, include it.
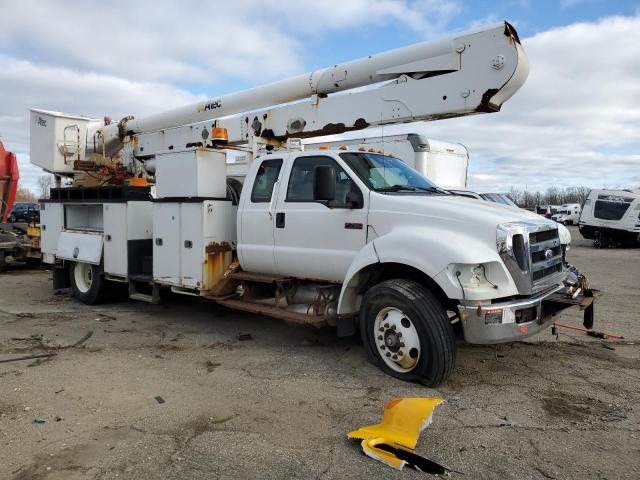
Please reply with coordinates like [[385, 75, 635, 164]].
[[0, 54, 204, 192], [0, 0, 460, 194], [0, 1, 458, 85], [1, 4, 638, 195], [344, 14, 640, 192]]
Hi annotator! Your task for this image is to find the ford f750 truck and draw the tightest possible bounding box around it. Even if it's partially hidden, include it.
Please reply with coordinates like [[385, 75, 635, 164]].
[[31, 22, 596, 386]]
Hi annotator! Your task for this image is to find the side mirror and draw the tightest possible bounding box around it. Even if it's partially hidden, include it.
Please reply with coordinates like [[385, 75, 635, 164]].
[[314, 165, 336, 202]]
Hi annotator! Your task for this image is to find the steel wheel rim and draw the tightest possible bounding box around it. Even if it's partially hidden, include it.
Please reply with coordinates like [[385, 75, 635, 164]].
[[74, 262, 92, 293], [374, 307, 421, 373]]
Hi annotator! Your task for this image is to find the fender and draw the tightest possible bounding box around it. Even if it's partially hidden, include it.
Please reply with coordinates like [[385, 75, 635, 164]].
[[337, 227, 518, 315]]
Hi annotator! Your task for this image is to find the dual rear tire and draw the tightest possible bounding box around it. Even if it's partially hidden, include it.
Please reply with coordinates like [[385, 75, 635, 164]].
[[360, 279, 456, 387]]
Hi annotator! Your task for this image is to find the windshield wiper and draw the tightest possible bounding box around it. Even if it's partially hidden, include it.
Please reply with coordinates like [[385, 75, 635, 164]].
[[375, 185, 450, 194], [375, 184, 417, 192], [416, 185, 451, 194]]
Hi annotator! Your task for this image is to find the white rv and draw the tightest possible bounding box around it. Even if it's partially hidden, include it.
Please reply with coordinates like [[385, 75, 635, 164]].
[[552, 203, 581, 226], [305, 134, 469, 190], [579, 188, 640, 246]]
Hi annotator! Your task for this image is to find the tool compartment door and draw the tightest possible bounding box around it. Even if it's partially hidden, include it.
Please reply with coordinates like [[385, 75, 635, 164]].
[[179, 202, 204, 289], [56, 231, 103, 264], [40, 203, 64, 255], [152, 202, 180, 285], [103, 204, 127, 276]]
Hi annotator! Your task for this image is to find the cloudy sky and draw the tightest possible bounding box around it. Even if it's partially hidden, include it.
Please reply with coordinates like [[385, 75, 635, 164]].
[[1, 0, 639, 193]]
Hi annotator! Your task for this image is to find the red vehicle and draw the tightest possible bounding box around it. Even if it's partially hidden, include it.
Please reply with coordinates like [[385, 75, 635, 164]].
[[0, 141, 19, 223]]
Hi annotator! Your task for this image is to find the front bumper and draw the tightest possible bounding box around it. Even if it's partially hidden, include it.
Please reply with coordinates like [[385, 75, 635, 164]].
[[458, 285, 597, 344]]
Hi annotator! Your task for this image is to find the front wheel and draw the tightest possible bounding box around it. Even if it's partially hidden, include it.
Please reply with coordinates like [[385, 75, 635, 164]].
[[69, 261, 106, 304], [360, 279, 456, 387]]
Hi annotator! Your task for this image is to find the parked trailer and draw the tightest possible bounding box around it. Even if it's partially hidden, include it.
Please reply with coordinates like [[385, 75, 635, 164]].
[[579, 188, 640, 247]]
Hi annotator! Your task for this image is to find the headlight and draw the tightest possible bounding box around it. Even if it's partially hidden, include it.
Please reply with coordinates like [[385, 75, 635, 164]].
[[450, 262, 506, 291]]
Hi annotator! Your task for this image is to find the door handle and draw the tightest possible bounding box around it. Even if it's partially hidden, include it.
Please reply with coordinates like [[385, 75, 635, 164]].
[[276, 212, 285, 228]]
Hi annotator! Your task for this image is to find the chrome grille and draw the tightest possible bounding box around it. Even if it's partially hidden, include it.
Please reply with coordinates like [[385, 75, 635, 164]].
[[528, 228, 562, 286], [497, 221, 565, 295]]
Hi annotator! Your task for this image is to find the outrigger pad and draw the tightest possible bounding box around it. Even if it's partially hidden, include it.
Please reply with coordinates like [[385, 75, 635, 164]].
[[348, 398, 447, 472]]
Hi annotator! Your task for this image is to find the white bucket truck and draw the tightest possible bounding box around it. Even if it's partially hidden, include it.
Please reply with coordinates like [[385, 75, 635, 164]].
[[32, 22, 596, 386]]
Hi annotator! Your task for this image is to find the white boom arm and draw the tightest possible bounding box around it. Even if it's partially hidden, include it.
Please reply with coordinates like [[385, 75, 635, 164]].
[[95, 21, 527, 158]]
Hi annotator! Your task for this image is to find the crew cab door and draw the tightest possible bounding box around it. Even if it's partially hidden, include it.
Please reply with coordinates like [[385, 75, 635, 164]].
[[273, 154, 368, 282], [237, 157, 283, 275]]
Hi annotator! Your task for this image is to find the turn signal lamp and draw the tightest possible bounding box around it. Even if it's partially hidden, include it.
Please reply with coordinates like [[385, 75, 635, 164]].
[[339, 145, 348, 150], [211, 127, 229, 142], [319, 146, 330, 150], [130, 177, 149, 187]]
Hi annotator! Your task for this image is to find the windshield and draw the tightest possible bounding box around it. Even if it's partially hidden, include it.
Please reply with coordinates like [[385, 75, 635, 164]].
[[339, 152, 441, 193]]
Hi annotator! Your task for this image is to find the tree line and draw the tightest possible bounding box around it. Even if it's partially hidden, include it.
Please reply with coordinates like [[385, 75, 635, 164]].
[[507, 186, 592, 209]]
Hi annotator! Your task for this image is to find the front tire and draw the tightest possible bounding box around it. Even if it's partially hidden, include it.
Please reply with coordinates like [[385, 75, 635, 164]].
[[69, 261, 106, 304], [360, 279, 456, 387]]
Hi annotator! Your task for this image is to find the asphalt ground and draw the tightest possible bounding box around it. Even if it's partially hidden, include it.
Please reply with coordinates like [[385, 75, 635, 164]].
[[1, 226, 639, 479]]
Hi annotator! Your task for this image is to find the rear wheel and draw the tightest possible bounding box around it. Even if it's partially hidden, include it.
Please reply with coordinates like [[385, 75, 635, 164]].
[[360, 279, 456, 387], [69, 261, 106, 304]]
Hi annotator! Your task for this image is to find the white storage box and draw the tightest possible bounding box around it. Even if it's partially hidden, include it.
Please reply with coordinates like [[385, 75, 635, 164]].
[[153, 200, 236, 291], [155, 148, 227, 199]]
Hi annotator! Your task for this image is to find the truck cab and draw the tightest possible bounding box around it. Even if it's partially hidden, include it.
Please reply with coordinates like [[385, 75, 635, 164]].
[[234, 149, 590, 385]]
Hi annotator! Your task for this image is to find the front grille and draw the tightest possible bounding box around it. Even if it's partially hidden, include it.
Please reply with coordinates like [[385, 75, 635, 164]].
[[529, 228, 562, 285], [529, 229, 557, 244], [532, 263, 562, 281], [498, 222, 566, 295], [531, 244, 562, 263], [594, 200, 630, 220]]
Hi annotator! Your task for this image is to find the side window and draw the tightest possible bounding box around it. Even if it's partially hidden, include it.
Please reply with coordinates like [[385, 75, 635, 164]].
[[286, 156, 360, 208], [251, 159, 282, 203]]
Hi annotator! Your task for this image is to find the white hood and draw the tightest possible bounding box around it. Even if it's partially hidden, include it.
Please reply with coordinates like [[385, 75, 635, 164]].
[[369, 193, 557, 248]]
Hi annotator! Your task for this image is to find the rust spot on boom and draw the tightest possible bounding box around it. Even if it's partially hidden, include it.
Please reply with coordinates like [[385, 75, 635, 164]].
[[504, 21, 521, 45], [280, 117, 370, 140], [476, 89, 501, 113]]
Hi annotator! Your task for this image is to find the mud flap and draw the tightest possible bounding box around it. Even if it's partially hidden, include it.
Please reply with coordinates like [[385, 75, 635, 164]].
[[336, 315, 357, 337], [52, 265, 70, 290], [583, 302, 594, 330]]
